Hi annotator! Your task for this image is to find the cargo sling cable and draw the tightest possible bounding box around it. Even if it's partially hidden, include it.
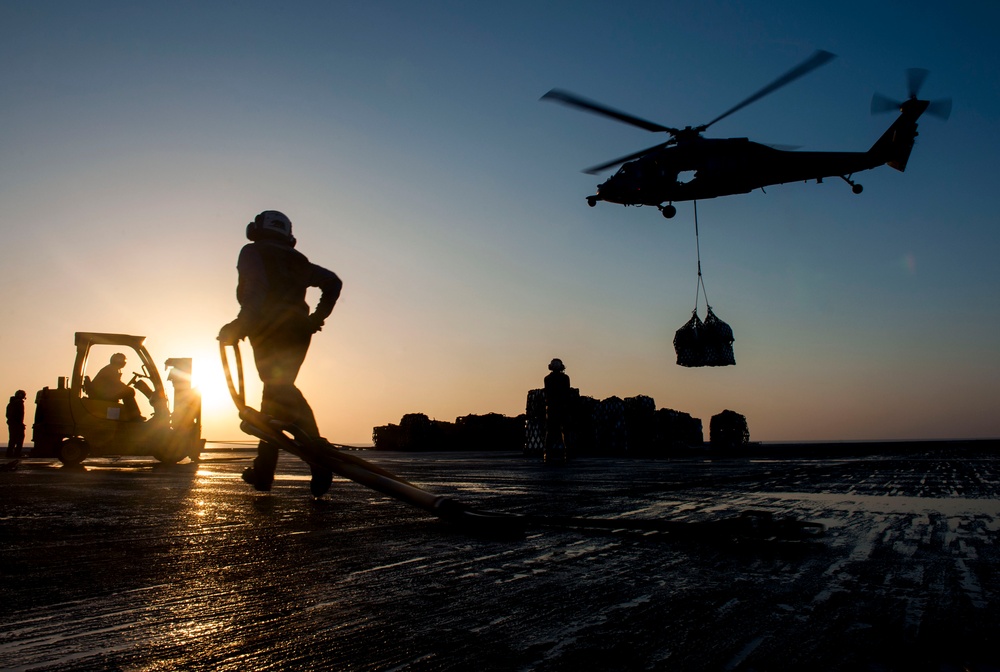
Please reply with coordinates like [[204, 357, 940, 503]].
[[221, 342, 821, 541], [674, 201, 736, 367], [693, 200, 708, 316]]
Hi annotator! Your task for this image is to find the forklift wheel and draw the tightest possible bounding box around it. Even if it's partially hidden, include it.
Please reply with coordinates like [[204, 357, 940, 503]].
[[153, 447, 186, 465], [59, 438, 90, 466], [155, 438, 202, 464]]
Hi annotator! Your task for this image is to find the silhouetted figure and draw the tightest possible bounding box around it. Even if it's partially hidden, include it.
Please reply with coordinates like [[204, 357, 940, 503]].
[[219, 210, 342, 497], [544, 358, 571, 464], [89, 353, 143, 421], [6, 389, 26, 458]]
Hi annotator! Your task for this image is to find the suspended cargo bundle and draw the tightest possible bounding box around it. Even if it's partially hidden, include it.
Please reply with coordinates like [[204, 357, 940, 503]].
[[702, 306, 735, 366], [673, 310, 705, 367], [673, 202, 735, 367], [673, 306, 735, 367]]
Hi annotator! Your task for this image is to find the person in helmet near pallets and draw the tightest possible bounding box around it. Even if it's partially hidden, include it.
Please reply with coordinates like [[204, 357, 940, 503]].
[[218, 210, 343, 497], [543, 358, 571, 464]]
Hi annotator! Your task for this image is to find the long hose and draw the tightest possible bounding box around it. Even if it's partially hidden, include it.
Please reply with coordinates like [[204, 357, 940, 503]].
[[219, 342, 420, 485], [218, 342, 822, 542], [219, 341, 526, 537]]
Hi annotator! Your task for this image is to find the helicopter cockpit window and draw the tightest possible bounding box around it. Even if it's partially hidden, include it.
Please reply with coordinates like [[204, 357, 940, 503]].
[[619, 163, 642, 178]]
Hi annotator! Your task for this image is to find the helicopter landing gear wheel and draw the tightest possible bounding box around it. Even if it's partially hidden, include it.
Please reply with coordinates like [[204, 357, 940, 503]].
[[59, 437, 90, 466], [841, 174, 862, 194], [587, 197, 597, 207], [661, 204, 677, 219]]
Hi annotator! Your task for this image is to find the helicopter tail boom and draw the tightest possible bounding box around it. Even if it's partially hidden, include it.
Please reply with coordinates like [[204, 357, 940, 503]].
[[867, 98, 928, 172]]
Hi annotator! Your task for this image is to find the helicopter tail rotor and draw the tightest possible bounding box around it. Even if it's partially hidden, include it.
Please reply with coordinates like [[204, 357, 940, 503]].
[[871, 68, 951, 120], [906, 67, 930, 98], [925, 98, 953, 120], [871, 92, 903, 115]]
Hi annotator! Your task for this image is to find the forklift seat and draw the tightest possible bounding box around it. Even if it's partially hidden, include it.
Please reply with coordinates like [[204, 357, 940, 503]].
[[81, 396, 124, 420], [81, 376, 125, 420]]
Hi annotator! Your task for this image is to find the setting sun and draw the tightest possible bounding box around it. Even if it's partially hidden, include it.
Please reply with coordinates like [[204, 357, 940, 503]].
[[186, 342, 261, 442]]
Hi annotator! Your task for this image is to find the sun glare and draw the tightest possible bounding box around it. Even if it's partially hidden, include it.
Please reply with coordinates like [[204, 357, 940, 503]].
[[189, 344, 259, 441]]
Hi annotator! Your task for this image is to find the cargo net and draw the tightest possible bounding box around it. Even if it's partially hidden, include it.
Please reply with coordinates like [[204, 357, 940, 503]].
[[673, 202, 735, 367], [524, 389, 546, 456], [674, 306, 735, 367]]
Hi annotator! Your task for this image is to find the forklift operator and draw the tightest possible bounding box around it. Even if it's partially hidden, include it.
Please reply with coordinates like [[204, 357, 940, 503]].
[[89, 353, 144, 421], [218, 210, 343, 497]]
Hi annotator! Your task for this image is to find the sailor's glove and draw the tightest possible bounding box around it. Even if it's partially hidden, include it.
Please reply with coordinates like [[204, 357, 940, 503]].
[[307, 314, 325, 334], [218, 319, 247, 344]]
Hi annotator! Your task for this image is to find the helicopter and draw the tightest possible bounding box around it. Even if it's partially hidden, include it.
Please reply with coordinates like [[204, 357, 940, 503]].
[[542, 51, 952, 218]]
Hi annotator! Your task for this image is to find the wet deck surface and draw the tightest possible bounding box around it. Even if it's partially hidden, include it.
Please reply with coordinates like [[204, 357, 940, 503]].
[[2, 447, 999, 671]]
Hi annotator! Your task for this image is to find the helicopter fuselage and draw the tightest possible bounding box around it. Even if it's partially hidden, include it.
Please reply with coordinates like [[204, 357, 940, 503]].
[[587, 98, 927, 215], [592, 138, 885, 207], [543, 52, 945, 218]]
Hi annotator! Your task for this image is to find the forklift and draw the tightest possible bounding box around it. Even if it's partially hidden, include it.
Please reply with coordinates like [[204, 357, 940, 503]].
[[32, 332, 205, 466]]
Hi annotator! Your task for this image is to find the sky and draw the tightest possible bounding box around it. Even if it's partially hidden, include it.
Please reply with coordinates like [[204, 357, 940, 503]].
[[2, 1, 998, 444]]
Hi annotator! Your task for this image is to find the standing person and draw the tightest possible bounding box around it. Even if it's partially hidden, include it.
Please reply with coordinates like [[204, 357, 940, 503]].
[[89, 353, 143, 421], [543, 358, 571, 464], [218, 210, 343, 497], [6, 390, 26, 459]]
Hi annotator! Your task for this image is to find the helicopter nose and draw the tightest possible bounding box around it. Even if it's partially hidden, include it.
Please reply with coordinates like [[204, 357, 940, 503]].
[[596, 177, 624, 203]]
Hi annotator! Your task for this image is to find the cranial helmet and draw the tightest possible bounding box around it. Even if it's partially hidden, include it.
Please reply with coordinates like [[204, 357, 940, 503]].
[[548, 358, 565, 372], [247, 210, 296, 246], [111, 353, 127, 367], [14, 389, 26, 399]]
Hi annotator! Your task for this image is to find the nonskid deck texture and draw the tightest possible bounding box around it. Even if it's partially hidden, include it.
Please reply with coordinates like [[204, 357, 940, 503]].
[[1, 446, 998, 671]]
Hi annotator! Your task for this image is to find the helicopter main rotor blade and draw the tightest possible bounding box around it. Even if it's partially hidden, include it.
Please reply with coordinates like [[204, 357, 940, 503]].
[[763, 143, 802, 151], [541, 89, 677, 134], [702, 50, 837, 131], [582, 142, 672, 175]]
